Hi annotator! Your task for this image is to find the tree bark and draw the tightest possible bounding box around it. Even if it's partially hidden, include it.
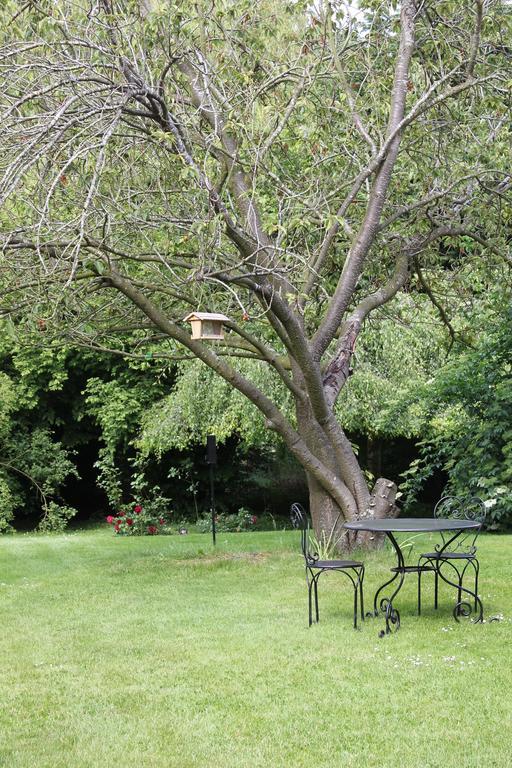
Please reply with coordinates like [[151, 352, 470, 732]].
[[306, 473, 350, 552], [358, 478, 400, 549]]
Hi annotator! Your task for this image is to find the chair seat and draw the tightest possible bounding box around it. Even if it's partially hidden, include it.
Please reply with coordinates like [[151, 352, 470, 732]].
[[391, 565, 436, 573], [421, 551, 476, 560], [311, 559, 363, 569]]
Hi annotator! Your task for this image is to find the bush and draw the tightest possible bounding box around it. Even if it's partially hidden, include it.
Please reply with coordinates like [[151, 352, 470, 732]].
[[400, 311, 512, 527], [39, 502, 78, 532], [0, 473, 15, 532], [106, 497, 171, 536]]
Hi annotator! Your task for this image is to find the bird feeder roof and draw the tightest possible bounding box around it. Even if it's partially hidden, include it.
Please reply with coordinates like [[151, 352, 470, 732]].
[[184, 312, 230, 322]]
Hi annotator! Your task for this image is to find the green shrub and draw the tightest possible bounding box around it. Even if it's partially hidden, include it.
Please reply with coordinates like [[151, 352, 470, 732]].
[[106, 495, 172, 535], [400, 311, 512, 527], [0, 473, 15, 532], [38, 502, 79, 533]]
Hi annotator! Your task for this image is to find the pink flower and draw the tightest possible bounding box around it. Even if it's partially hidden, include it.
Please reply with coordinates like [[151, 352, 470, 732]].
[[126, 518, 133, 526], [134, 505, 142, 514], [106, 515, 114, 524]]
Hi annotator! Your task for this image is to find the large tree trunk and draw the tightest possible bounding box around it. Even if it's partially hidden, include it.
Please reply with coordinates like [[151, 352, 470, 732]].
[[296, 400, 399, 551], [306, 473, 399, 552], [306, 473, 349, 552]]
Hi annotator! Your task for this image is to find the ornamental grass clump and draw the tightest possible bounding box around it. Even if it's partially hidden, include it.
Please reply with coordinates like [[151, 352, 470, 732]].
[[106, 501, 170, 535]]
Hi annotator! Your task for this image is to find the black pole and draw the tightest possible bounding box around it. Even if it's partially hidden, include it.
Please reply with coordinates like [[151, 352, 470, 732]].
[[209, 463, 216, 546], [206, 435, 217, 546]]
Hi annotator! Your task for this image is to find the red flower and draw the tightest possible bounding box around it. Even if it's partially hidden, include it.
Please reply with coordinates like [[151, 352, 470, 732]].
[[158, 518, 164, 525], [118, 511, 125, 517], [251, 515, 258, 524], [126, 518, 133, 526], [147, 525, 157, 535], [114, 524, 120, 532], [134, 505, 142, 514], [106, 515, 114, 524]]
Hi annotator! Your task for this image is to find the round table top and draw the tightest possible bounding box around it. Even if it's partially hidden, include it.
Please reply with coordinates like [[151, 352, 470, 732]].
[[343, 517, 481, 533]]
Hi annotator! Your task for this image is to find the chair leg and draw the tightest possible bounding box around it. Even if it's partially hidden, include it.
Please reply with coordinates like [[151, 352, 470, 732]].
[[307, 571, 314, 627], [307, 567, 367, 629], [474, 560, 479, 612], [313, 576, 320, 622], [434, 567, 439, 610], [457, 571, 463, 616], [417, 569, 422, 616], [359, 568, 365, 622]]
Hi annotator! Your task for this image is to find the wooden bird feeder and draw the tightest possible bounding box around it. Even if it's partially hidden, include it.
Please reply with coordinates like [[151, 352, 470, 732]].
[[184, 312, 230, 340]]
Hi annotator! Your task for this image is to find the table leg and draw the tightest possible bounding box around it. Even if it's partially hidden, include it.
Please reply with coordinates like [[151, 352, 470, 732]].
[[373, 532, 405, 636]]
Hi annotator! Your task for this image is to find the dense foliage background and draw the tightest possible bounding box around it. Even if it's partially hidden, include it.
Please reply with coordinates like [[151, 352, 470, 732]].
[[1, 282, 510, 532]]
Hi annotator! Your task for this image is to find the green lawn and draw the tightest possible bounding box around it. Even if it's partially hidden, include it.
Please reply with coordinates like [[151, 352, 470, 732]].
[[0, 528, 510, 768]]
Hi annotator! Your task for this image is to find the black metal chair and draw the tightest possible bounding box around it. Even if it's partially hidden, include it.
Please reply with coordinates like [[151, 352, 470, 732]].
[[418, 495, 486, 613], [290, 503, 365, 629]]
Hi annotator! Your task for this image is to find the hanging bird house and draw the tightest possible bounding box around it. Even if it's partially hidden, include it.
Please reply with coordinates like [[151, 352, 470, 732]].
[[184, 312, 230, 340]]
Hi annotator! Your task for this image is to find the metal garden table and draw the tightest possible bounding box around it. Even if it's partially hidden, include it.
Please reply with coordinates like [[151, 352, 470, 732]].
[[343, 518, 483, 636]]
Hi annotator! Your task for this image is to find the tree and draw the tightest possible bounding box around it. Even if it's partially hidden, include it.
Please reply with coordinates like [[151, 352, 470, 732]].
[[0, 0, 510, 547]]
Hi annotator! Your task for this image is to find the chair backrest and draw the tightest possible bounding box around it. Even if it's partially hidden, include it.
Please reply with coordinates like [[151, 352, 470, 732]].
[[434, 495, 486, 553], [290, 503, 318, 565]]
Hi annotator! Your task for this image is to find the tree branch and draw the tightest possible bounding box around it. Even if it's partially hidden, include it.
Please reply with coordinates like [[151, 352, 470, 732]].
[[311, 0, 417, 359], [413, 256, 456, 350], [322, 249, 410, 407]]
